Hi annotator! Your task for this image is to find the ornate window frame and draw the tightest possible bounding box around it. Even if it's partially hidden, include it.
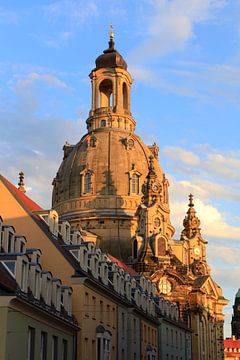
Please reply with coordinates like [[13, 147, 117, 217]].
[[80, 167, 94, 195], [128, 165, 141, 195]]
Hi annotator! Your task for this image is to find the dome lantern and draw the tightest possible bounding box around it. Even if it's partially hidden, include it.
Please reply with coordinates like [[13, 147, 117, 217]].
[[87, 28, 135, 133]]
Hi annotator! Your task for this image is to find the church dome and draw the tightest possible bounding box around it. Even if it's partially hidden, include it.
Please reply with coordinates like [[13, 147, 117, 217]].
[[95, 43, 127, 70], [52, 33, 172, 260]]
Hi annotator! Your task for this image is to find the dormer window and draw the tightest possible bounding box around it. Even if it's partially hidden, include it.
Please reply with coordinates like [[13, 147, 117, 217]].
[[46, 277, 52, 306], [21, 260, 28, 292], [33, 269, 41, 299], [3, 260, 16, 276]]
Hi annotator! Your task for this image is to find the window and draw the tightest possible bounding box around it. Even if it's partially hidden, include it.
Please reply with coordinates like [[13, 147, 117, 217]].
[[21, 260, 28, 291], [40, 332, 47, 360], [99, 79, 113, 108], [97, 338, 101, 360], [52, 336, 58, 360], [84, 172, 92, 193], [112, 307, 116, 328], [33, 270, 40, 298], [132, 174, 139, 194], [8, 232, 14, 252], [3, 261, 16, 276], [27, 327, 35, 360], [85, 292, 89, 317], [122, 82, 128, 109], [46, 277, 52, 305], [92, 296, 96, 319], [107, 304, 110, 325], [62, 339, 68, 360], [100, 301, 103, 323], [96, 328, 112, 360], [101, 119, 106, 127]]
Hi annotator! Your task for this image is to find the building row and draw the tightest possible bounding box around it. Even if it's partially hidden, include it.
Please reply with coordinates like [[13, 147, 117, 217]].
[[0, 174, 191, 360]]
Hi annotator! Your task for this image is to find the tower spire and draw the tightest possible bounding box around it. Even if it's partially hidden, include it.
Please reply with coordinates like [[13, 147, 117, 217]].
[[181, 194, 201, 239], [18, 171, 26, 193]]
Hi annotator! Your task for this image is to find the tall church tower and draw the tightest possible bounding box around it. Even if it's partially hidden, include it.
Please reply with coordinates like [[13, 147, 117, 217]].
[[52, 29, 174, 260]]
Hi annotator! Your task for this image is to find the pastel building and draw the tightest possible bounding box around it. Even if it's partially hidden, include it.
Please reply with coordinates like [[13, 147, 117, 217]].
[[0, 216, 78, 360]]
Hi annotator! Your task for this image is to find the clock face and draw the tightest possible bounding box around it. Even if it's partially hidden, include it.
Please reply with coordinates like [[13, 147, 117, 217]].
[[158, 277, 172, 295], [152, 182, 160, 193], [194, 247, 201, 256]]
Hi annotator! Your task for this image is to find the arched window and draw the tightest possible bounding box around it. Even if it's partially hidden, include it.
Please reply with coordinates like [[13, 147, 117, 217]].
[[122, 82, 128, 109], [84, 172, 92, 193], [132, 174, 139, 194], [99, 79, 113, 108], [101, 119, 106, 127]]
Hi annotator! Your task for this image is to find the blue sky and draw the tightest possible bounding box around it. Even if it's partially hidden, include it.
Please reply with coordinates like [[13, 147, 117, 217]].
[[1, 0, 240, 336]]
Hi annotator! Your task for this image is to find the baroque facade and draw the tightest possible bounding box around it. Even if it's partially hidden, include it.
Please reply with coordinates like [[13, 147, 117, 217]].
[[51, 31, 228, 359]]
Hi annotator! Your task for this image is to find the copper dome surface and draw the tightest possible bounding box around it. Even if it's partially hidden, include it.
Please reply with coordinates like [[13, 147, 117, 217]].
[[95, 39, 127, 70]]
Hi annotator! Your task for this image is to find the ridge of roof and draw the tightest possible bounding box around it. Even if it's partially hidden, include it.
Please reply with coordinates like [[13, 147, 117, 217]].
[[0, 175, 43, 212]]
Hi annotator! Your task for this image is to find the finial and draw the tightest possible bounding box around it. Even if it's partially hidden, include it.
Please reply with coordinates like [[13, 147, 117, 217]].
[[110, 23, 114, 40], [189, 193, 194, 207], [109, 23, 115, 49], [18, 171, 26, 193]]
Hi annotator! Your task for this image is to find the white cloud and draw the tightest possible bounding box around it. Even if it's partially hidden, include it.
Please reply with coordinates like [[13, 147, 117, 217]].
[[171, 198, 240, 240], [163, 147, 200, 166], [163, 145, 240, 184], [14, 72, 69, 91], [129, 0, 227, 63]]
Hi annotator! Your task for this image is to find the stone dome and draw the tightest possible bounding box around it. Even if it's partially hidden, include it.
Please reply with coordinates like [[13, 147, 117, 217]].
[[52, 128, 166, 258]]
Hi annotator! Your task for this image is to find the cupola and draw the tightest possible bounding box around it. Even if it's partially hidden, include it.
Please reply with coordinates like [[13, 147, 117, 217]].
[[87, 25, 135, 133]]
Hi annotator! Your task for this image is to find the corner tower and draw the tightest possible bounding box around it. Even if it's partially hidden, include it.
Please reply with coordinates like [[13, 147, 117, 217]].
[[52, 29, 174, 260]]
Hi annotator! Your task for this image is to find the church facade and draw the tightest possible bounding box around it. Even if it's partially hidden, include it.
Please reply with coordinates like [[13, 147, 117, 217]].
[[52, 31, 228, 359]]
